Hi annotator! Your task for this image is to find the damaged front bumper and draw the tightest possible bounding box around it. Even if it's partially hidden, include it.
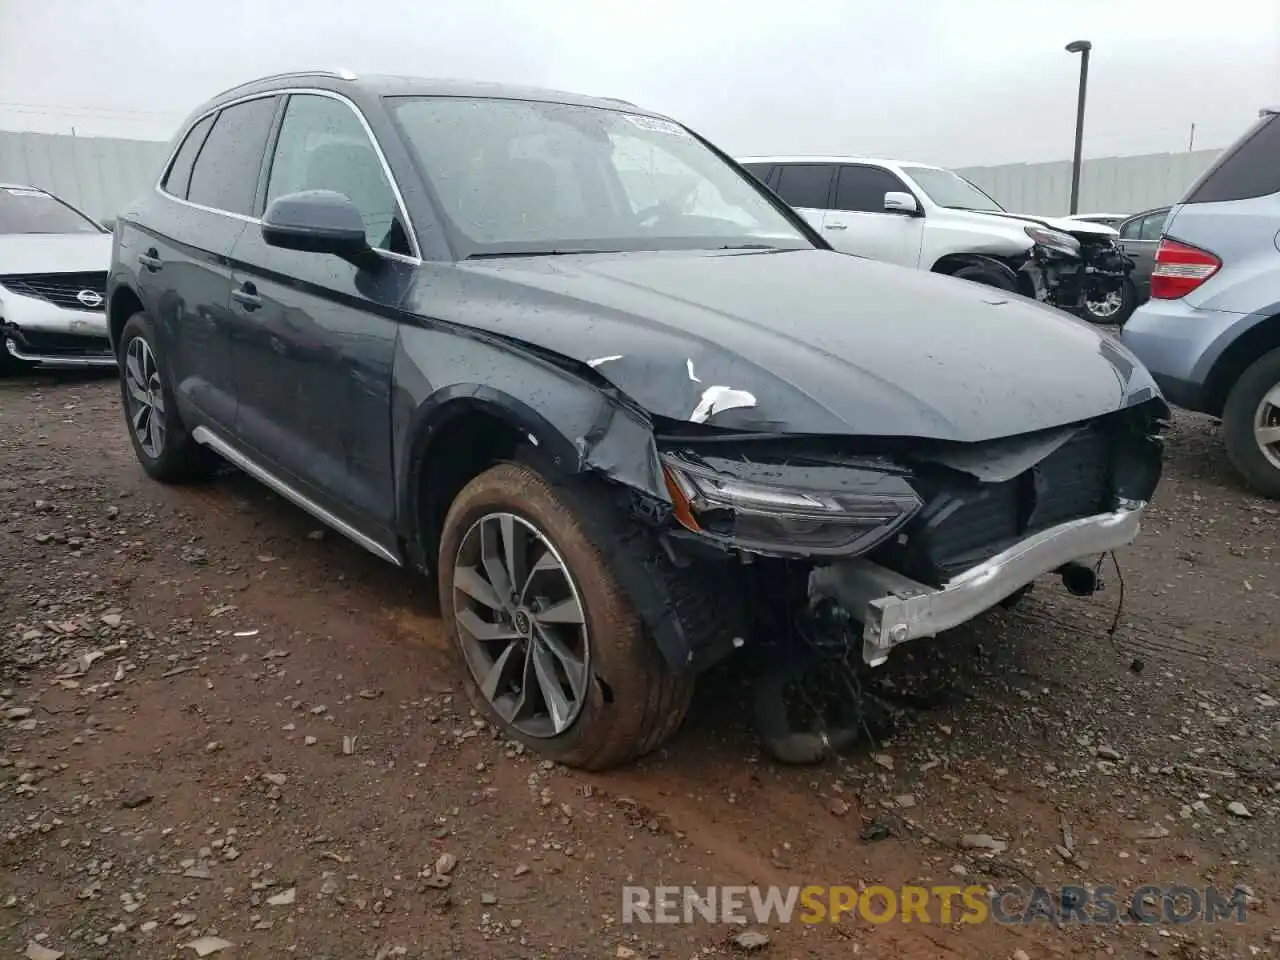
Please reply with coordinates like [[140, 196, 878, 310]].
[[810, 501, 1144, 666]]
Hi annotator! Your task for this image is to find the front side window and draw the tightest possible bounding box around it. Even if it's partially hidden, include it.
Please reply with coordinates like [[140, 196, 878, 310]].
[[835, 165, 912, 213], [266, 94, 410, 255], [0, 186, 102, 235], [901, 166, 1005, 212], [390, 97, 811, 257], [186, 96, 278, 216]]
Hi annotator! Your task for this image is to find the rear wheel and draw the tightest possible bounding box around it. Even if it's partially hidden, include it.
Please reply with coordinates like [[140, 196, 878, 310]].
[[1222, 347, 1280, 499], [118, 311, 218, 483], [438, 461, 693, 770]]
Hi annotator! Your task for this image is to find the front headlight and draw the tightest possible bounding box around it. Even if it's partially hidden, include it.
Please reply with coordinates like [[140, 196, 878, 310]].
[[659, 452, 922, 557], [1024, 225, 1081, 257]]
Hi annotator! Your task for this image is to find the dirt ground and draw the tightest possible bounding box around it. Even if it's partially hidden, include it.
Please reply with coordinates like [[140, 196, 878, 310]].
[[1, 370, 1277, 960]]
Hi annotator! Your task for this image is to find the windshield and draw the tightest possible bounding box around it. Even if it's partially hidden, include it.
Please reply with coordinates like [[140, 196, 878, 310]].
[[0, 186, 103, 235], [390, 97, 812, 257], [900, 167, 1005, 213]]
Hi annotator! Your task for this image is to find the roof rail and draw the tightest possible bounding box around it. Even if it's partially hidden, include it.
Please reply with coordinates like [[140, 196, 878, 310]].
[[212, 69, 357, 100]]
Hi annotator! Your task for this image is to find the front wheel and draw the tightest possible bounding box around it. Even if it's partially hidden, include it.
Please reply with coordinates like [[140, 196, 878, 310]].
[[1081, 280, 1136, 326], [1223, 347, 1280, 500], [438, 461, 693, 770]]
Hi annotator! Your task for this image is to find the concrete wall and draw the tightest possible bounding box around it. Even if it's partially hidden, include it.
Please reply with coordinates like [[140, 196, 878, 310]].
[[1, 128, 1225, 223], [956, 149, 1223, 217], [0, 130, 170, 222]]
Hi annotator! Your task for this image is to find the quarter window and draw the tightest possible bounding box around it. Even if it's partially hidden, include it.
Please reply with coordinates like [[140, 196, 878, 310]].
[[162, 114, 216, 200], [773, 164, 834, 209], [835, 165, 912, 213], [186, 97, 278, 216], [265, 94, 410, 255]]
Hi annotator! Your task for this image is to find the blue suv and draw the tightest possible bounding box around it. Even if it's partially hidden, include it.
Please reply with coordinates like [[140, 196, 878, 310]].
[[1122, 107, 1280, 498]]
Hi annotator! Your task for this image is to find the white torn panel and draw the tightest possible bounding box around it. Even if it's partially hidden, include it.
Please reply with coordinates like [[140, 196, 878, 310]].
[[686, 359, 701, 382], [689, 386, 757, 424], [587, 354, 623, 368]]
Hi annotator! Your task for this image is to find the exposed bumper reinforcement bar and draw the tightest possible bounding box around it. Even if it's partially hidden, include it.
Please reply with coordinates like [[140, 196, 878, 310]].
[[810, 503, 1145, 666], [6, 338, 117, 368]]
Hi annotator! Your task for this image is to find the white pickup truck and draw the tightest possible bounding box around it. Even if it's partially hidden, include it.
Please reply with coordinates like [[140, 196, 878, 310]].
[[738, 156, 1132, 319]]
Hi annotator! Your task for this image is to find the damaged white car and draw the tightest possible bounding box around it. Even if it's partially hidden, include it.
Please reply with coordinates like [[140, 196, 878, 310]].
[[738, 156, 1135, 322], [0, 183, 115, 375], [107, 73, 1167, 770]]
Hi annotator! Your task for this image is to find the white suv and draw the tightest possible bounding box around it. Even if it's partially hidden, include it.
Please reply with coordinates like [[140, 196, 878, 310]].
[[738, 156, 1131, 318]]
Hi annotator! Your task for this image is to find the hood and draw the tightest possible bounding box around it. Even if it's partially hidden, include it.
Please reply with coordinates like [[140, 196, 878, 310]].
[[959, 208, 1118, 240], [0, 233, 112, 276], [425, 248, 1159, 443]]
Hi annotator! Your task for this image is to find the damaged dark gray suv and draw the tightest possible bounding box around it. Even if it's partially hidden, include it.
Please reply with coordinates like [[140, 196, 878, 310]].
[[106, 71, 1166, 769]]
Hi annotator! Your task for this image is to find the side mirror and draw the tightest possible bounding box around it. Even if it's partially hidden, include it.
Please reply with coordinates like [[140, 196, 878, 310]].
[[262, 190, 372, 263], [884, 191, 920, 215]]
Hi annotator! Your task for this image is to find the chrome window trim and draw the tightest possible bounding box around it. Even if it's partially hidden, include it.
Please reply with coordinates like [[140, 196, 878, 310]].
[[154, 87, 422, 263]]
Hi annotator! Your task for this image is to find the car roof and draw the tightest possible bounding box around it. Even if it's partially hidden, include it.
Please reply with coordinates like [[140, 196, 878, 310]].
[[202, 69, 660, 118], [736, 155, 943, 171]]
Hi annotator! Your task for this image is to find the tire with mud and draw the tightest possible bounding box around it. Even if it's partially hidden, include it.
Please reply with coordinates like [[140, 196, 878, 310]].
[[1222, 347, 1280, 500], [437, 460, 694, 770], [118, 311, 218, 484]]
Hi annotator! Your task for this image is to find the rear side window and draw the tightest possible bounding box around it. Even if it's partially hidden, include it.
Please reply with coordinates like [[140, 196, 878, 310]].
[[774, 164, 833, 209], [186, 96, 279, 216], [1184, 114, 1280, 204], [162, 114, 216, 200]]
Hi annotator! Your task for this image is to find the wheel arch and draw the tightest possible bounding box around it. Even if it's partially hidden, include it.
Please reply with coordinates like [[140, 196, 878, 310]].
[[399, 386, 584, 572], [1202, 311, 1280, 418], [107, 283, 144, 356], [930, 252, 1028, 295]]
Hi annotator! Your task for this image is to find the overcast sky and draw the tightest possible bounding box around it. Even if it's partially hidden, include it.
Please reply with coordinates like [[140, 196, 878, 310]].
[[1, 0, 1277, 168]]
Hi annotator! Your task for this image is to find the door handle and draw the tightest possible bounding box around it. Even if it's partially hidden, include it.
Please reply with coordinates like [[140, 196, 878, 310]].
[[232, 284, 263, 311], [824, 222, 848, 231], [138, 249, 162, 271]]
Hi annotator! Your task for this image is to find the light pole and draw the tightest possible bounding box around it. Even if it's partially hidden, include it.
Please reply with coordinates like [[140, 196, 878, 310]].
[[1065, 39, 1092, 215]]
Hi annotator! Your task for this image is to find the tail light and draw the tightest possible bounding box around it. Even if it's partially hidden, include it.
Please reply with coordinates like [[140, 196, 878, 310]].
[[1150, 238, 1221, 299]]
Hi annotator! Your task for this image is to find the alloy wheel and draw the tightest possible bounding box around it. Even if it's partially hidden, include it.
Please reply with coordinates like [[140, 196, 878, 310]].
[[452, 512, 590, 738], [1084, 289, 1123, 320], [1255, 382, 1280, 470], [124, 337, 166, 458]]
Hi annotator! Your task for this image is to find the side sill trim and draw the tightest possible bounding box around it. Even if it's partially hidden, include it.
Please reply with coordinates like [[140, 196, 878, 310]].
[[190, 425, 403, 567]]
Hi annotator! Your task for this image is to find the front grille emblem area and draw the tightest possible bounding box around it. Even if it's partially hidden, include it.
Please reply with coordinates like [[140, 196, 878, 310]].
[[76, 289, 104, 308]]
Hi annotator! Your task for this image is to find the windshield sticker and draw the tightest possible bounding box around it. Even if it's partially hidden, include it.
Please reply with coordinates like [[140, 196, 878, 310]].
[[622, 115, 690, 138]]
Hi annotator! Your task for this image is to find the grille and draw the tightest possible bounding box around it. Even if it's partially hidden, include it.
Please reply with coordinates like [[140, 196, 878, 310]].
[[0, 272, 107, 312], [904, 428, 1113, 582]]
